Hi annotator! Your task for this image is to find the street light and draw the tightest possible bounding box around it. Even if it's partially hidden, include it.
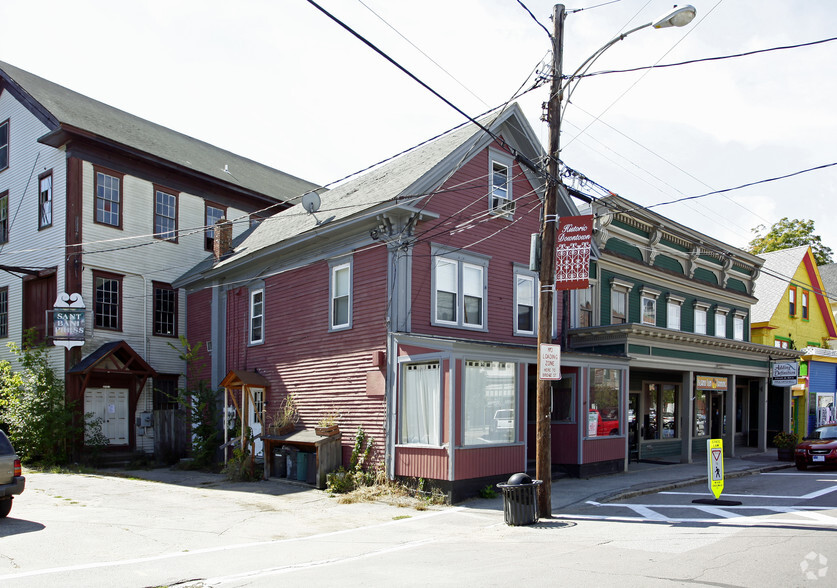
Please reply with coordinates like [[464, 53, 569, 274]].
[[535, 4, 697, 518]]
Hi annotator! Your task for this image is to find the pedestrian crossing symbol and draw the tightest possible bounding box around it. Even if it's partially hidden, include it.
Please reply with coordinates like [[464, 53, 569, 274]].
[[708, 438, 724, 499]]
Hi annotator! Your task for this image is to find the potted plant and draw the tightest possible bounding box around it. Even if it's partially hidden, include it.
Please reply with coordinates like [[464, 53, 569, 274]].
[[315, 408, 340, 437], [268, 394, 299, 436], [773, 430, 798, 461]]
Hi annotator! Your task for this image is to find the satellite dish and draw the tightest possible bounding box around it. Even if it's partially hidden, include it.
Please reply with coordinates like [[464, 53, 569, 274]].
[[301, 191, 321, 214]]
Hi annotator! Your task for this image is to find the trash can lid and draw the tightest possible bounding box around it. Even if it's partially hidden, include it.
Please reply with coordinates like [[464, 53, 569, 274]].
[[506, 472, 532, 485]]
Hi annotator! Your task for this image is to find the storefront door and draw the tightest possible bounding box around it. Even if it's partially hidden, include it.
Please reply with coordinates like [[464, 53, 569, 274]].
[[629, 393, 639, 460], [710, 393, 724, 439]]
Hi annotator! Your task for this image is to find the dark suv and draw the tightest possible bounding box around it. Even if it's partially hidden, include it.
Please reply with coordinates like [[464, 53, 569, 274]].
[[0, 430, 25, 518]]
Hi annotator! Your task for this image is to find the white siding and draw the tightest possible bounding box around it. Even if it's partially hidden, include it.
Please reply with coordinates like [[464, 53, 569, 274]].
[[0, 90, 66, 372]]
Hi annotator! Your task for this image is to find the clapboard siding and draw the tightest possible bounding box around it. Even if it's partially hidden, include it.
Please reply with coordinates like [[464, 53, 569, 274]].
[[395, 447, 449, 479], [453, 444, 526, 479], [225, 245, 389, 462], [409, 145, 544, 345]]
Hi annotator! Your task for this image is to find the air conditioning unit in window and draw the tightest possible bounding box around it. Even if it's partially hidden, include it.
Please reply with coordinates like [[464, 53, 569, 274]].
[[492, 198, 515, 216]]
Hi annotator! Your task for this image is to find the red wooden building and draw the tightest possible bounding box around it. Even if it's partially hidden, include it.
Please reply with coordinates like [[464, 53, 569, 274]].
[[175, 105, 582, 500]]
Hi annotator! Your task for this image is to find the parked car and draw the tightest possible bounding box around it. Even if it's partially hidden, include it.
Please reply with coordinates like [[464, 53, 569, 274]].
[[0, 430, 25, 518], [493, 409, 515, 430], [794, 425, 837, 471], [589, 409, 620, 437]]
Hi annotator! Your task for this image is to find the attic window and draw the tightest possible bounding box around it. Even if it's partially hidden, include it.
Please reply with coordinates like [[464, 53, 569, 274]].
[[489, 151, 514, 217]]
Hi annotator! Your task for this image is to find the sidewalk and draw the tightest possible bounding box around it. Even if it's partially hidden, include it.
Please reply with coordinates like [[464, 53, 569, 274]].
[[547, 447, 794, 511]]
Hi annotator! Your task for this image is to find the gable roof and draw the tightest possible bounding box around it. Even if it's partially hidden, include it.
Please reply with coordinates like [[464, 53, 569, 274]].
[[175, 103, 575, 288], [819, 263, 837, 303], [0, 60, 318, 203], [751, 246, 809, 323]]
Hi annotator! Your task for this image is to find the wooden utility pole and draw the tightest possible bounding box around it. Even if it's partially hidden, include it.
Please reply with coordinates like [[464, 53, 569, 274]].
[[535, 3, 565, 519]]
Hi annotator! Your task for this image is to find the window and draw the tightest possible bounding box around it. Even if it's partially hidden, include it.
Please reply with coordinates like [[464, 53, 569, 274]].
[[551, 376, 574, 422], [489, 154, 514, 216], [693, 390, 708, 436], [788, 288, 796, 316], [0, 119, 8, 171], [714, 306, 728, 338], [642, 382, 678, 440], [640, 288, 659, 326], [153, 374, 180, 410], [694, 302, 709, 335], [330, 260, 351, 330], [249, 287, 264, 344], [93, 271, 122, 330], [0, 287, 7, 338], [775, 338, 790, 349], [432, 249, 488, 330], [802, 290, 809, 320], [0, 191, 7, 243], [575, 285, 594, 328], [666, 295, 683, 330], [514, 271, 536, 335], [153, 282, 177, 337], [154, 187, 178, 242], [401, 362, 441, 445], [733, 311, 746, 341], [463, 360, 516, 445], [588, 368, 622, 438], [94, 167, 123, 227], [38, 171, 52, 229], [205, 202, 227, 251], [610, 279, 632, 325]]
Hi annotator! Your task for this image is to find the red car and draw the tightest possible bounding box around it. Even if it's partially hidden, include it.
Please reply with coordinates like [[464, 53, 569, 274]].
[[795, 425, 837, 470]]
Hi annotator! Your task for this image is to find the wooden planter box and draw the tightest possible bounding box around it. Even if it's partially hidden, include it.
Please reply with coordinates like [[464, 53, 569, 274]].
[[315, 425, 339, 437]]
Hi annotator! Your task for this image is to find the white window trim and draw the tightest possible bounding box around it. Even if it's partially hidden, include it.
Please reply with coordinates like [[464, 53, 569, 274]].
[[666, 294, 684, 331], [513, 267, 538, 336], [329, 258, 353, 331], [431, 246, 489, 331], [610, 278, 633, 325], [249, 286, 264, 345], [733, 310, 747, 341], [694, 301, 709, 335], [640, 287, 660, 326], [488, 150, 515, 218], [572, 281, 597, 328], [714, 305, 730, 338], [398, 360, 444, 447]]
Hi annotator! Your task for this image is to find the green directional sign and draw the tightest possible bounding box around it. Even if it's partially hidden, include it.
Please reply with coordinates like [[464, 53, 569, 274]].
[[707, 438, 724, 499]]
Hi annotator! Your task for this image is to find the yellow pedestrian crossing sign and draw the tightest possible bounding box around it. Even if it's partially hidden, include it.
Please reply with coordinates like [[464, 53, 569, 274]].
[[708, 438, 724, 499]]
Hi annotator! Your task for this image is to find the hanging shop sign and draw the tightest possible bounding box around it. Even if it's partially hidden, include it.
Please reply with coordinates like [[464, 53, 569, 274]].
[[554, 215, 593, 291], [771, 361, 799, 387], [696, 375, 728, 391], [50, 292, 85, 350]]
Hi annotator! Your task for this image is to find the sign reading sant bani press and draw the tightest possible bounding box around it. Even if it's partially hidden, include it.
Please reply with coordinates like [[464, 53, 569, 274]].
[[51, 292, 86, 350]]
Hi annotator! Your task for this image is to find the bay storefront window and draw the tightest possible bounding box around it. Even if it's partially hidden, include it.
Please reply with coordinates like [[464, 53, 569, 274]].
[[463, 360, 516, 444], [401, 362, 441, 445], [694, 390, 708, 436], [588, 368, 621, 437], [643, 383, 679, 440]]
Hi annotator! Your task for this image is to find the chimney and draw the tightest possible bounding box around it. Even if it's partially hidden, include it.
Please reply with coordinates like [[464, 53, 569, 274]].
[[213, 218, 233, 261]]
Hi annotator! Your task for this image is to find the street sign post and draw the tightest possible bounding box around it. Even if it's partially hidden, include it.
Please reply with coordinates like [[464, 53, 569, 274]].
[[708, 438, 724, 499]]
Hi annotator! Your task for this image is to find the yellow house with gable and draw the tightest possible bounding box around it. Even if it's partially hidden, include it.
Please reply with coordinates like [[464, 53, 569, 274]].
[[751, 246, 837, 438]]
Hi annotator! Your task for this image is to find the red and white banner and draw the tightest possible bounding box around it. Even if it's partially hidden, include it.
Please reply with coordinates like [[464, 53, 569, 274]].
[[555, 215, 593, 290]]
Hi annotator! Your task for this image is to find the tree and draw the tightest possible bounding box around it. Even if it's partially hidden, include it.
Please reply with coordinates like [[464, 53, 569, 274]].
[[748, 218, 833, 265]]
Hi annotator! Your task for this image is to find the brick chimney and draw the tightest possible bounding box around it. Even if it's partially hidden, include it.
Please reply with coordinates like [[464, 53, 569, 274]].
[[213, 218, 233, 261]]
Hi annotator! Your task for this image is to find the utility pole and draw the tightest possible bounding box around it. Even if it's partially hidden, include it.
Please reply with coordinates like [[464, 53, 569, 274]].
[[535, 4, 565, 518]]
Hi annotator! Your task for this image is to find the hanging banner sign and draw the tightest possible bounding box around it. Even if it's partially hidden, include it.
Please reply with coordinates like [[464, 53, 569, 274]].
[[555, 215, 593, 291], [771, 361, 798, 387], [696, 375, 728, 391]]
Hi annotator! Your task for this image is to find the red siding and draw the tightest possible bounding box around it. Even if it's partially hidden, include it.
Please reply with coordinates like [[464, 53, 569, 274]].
[[395, 446, 449, 479], [223, 245, 390, 465], [454, 445, 526, 479], [186, 289, 213, 384], [583, 437, 626, 463]]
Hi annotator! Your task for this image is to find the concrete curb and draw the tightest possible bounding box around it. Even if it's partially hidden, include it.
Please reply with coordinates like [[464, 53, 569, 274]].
[[598, 462, 795, 504]]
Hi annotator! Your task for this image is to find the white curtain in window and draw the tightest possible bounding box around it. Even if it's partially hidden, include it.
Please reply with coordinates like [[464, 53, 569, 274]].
[[402, 363, 440, 444]]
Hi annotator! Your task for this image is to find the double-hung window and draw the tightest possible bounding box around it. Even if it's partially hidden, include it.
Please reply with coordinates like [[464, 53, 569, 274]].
[[802, 290, 809, 320], [0, 286, 7, 338], [205, 202, 226, 251], [249, 287, 264, 345], [733, 310, 747, 341], [153, 282, 177, 337], [38, 171, 52, 229], [93, 270, 122, 330], [788, 288, 796, 316], [0, 119, 8, 171], [610, 278, 633, 325], [432, 248, 488, 330], [514, 269, 537, 335], [694, 302, 709, 335], [330, 259, 352, 331], [154, 187, 178, 242], [575, 284, 595, 328], [94, 166, 123, 228], [489, 151, 514, 216], [640, 287, 659, 326], [0, 191, 8, 244], [401, 362, 441, 445], [666, 294, 683, 330], [714, 306, 729, 338]]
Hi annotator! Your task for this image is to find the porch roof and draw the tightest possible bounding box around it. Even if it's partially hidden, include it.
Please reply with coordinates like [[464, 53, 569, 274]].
[[68, 340, 157, 377]]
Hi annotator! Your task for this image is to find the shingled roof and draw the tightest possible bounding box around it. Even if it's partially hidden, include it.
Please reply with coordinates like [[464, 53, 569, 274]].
[[751, 246, 810, 324], [0, 60, 318, 203]]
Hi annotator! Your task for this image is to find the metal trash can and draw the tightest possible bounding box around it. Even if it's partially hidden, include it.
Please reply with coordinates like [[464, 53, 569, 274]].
[[497, 473, 542, 526]]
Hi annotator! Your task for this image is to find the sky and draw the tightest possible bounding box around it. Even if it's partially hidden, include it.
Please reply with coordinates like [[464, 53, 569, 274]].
[[1, 0, 835, 256]]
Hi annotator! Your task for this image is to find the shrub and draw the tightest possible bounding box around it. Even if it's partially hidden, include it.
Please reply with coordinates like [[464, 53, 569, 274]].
[[773, 430, 798, 449]]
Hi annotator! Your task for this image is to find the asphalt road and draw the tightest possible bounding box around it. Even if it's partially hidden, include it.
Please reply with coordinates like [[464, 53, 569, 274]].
[[1, 468, 835, 587]]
